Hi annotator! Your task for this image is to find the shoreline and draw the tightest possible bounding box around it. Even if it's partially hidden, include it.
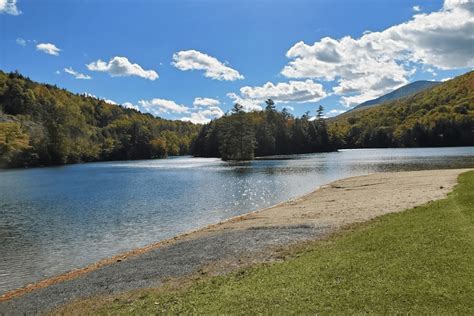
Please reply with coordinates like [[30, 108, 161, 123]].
[[1, 168, 472, 314], [0, 175, 326, 302]]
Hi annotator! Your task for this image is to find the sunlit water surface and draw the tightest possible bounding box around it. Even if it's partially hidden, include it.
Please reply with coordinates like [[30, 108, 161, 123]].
[[1, 147, 473, 293]]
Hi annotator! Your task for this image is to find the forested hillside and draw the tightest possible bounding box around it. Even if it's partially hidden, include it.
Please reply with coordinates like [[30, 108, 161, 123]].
[[329, 71, 474, 148], [192, 101, 339, 160], [1, 70, 473, 168], [0, 71, 200, 168]]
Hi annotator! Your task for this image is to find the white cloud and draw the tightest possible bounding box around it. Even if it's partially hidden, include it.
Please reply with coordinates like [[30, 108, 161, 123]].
[[226, 93, 263, 112], [444, 0, 473, 11], [181, 113, 209, 124], [193, 97, 220, 107], [36, 43, 61, 56], [64, 67, 92, 80], [281, 0, 474, 106], [122, 102, 140, 111], [200, 106, 224, 118], [0, 0, 20, 15], [326, 109, 347, 117], [55, 70, 61, 75], [16, 37, 26, 46], [225, 80, 327, 112], [104, 99, 117, 105], [335, 72, 410, 107], [136, 97, 223, 123], [181, 106, 225, 124], [87, 56, 158, 81], [138, 98, 189, 115], [282, 105, 294, 111], [240, 80, 327, 103], [172, 50, 244, 81], [441, 77, 452, 82], [413, 5, 421, 12], [181, 97, 225, 123]]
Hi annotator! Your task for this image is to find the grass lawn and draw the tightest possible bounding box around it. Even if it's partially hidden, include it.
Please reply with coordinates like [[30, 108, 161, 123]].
[[62, 171, 474, 314]]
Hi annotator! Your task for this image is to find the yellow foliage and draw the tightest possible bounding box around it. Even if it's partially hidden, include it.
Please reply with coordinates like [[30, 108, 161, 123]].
[[0, 122, 30, 156]]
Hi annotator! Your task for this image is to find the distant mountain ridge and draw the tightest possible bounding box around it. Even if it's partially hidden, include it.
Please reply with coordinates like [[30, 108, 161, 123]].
[[350, 80, 441, 112], [328, 71, 473, 148]]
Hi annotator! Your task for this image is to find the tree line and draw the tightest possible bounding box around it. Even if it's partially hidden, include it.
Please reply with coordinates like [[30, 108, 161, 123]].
[[192, 100, 339, 160], [0, 71, 200, 168], [1, 70, 472, 168]]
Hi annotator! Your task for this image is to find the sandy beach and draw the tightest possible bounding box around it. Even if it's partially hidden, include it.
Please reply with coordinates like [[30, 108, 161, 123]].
[[0, 168, 471, 314]]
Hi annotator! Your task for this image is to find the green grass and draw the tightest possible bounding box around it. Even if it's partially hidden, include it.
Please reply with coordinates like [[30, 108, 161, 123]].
[[74, 171, 474, 314]]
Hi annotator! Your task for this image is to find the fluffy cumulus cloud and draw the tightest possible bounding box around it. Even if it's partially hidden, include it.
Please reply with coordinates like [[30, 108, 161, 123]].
[[225, 80, 327, 112], [240, 80, 327, 103], [104, 99, 117, 105], [87, 56, 158, 81], [134, 96, 223, 123], [0, 0, 20, 15], [64, 67, 92, 80], [335, 70, 411, 107], [138, 98, 189, 116], [181, 106, 225, 124], [36, 43, 61, 56], [193, 97, 220, 107], [122, 102, 140, 111], [281, 0, 474, 106], [413, 5, 421, 12], [226, 93, 263, 112], [172, 50, 244, 81], [181, 97, 225, 124]]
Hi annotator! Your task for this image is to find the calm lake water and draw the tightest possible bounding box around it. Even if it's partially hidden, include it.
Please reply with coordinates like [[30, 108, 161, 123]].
[[1, 147, 473, 293]]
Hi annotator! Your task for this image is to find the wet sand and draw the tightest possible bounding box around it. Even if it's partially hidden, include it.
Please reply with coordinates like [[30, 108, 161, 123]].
[[0, 168, 470, 314]]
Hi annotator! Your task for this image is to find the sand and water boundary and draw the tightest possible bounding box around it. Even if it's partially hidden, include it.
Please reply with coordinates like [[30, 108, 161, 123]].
[[1, 168, 471, 314]]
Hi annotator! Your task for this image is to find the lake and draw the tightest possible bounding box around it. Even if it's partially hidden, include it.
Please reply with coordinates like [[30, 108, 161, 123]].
[[1, 147, 473, 294]]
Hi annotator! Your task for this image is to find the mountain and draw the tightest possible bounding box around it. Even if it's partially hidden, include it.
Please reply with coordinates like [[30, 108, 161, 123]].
[[0, 71, 200, 168], [350, 80, 441, 112], [329, 71, 474, 148]]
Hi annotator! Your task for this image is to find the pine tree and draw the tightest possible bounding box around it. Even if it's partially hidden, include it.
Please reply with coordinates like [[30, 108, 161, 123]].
[[219, 104, 256, 160], [265, 99, 276, 112], [316, 105, 324, 120]]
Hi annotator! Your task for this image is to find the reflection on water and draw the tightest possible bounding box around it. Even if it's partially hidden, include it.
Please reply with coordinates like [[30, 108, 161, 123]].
[[0, 147, 473, 293]]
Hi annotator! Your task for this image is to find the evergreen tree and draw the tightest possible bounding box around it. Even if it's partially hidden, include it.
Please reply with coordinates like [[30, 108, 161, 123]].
[[316, 105, 324, 120], [219, 104, 256, 160], [265, 99, 276, 112]]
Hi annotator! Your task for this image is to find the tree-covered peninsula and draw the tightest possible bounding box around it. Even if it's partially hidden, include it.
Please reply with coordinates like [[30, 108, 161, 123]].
[[192, 100, 338, 160]]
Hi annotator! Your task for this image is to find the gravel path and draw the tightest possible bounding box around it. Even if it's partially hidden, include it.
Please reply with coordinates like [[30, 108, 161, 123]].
[[0, 169, 470, 315]]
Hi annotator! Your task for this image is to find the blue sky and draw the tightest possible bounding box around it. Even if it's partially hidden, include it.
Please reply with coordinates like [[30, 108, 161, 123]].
[[1, 0, 473, 123]]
